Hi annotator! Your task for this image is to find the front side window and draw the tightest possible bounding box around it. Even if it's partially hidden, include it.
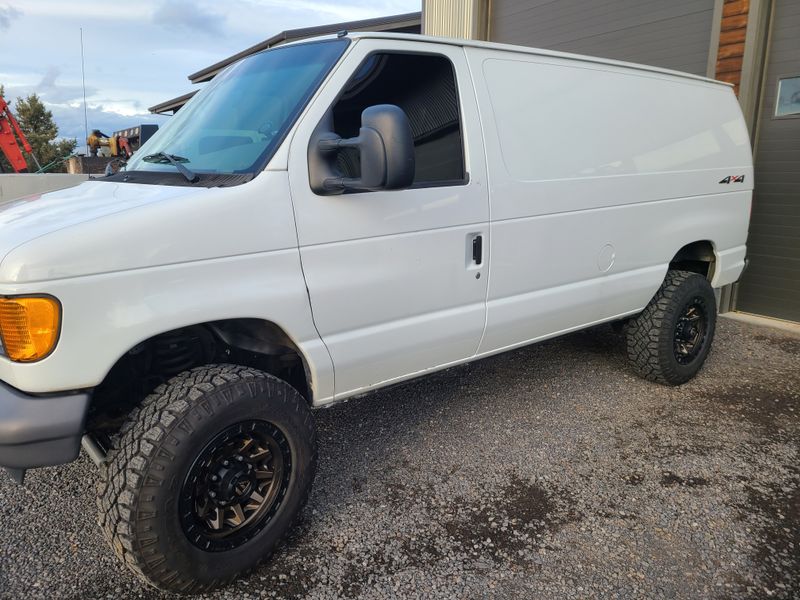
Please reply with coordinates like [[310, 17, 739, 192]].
[[122, 39, 348, 185], [331, 52, 466, 186]]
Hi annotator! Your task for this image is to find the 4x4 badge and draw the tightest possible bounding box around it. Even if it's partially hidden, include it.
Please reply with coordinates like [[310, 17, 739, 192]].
[[719, 175, 745, 184]]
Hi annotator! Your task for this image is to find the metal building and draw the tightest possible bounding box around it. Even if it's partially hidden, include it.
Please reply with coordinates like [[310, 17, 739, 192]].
[[423, 0, 799, 323]]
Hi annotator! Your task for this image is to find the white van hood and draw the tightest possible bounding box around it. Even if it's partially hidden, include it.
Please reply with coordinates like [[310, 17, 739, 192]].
[[0, 179, 215, 284], [0, 180, 197, 260], [0, 171, 298, 285]]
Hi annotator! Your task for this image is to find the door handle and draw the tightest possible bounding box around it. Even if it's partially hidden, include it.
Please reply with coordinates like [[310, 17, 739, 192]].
[[472, 234, 483, 265]]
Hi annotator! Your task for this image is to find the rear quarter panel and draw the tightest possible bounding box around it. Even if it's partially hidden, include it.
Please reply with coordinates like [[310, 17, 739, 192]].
[[465, 47, 752, 353]]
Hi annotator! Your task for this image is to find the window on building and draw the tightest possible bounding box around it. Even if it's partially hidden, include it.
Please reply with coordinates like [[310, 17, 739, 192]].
[[331, 53, 466, 186], [776, 75, 800, 117]]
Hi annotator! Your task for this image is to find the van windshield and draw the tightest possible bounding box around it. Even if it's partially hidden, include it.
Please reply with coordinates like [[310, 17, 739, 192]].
[[123, 39, 348, 184]]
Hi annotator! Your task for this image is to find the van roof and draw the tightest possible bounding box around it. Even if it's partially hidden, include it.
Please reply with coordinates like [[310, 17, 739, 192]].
[[339, 32, 730, 88]]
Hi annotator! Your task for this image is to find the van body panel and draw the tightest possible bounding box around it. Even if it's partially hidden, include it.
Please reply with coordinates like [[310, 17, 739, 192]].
[[479, 192, 750, 352], [0, 247, 336, 400], [477, 56, 751, 194], [463, 46, 752, 354]]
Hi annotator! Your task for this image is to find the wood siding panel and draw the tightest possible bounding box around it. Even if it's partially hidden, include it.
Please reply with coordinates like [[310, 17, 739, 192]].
[[719, 27, 747, 45], [715, 0, 750, 96], [717, 42, 745, 59], [722, 0, 750, 17], [721, 13, 749, 29], [717, 56, 744, 73]]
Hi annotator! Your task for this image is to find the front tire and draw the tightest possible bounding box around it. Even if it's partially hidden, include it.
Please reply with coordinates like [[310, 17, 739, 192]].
[[97, 365, 316, 594], [625, 270, 717, 385]]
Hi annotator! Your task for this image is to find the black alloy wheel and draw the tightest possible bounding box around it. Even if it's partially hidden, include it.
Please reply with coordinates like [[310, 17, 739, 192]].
[[180, 420, 292, 552], [673, 296, 709, 365]]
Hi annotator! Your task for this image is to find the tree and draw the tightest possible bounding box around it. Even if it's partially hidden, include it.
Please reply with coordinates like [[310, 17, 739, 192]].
[[0, 88, 77, 173], [12, 93, 77, 172]]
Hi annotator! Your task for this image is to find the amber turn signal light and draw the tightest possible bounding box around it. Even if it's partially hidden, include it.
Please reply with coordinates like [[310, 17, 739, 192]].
[[0, 296, 61, 362]]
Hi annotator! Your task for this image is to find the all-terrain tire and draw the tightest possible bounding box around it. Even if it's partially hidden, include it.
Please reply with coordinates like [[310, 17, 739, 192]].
[[626, 270, 717, 385], [97, 364, 316, 595]]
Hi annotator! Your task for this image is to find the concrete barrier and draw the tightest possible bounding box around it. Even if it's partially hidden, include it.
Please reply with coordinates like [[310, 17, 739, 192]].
[[0, 174, 89, 204]]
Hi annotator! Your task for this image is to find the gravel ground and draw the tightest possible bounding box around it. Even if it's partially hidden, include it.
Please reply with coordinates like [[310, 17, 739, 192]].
[[1, 316, 798, 600]]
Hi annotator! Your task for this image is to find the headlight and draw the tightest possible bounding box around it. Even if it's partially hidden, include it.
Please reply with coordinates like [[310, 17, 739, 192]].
[[0, 296, 61, 362]]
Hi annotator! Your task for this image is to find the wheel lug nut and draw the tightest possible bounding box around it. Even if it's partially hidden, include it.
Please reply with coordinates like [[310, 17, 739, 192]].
[[236, 456, 244, 462], [211, 475, 219, 482], [209, 491, 217, 498], [222, 460, 229, 467]]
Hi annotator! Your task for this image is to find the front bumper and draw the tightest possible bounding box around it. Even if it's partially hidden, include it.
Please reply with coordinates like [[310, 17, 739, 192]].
[[0, 379, 90, 475]]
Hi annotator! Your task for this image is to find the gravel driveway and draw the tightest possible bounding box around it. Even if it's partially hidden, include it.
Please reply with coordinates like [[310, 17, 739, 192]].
[[1, 316, 798, 600]]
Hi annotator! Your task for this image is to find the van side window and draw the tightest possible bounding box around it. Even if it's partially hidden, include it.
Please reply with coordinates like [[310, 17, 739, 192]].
[[332, 53, 466, 186]]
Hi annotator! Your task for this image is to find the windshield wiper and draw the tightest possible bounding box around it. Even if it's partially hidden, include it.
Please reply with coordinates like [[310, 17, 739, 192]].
[[142, 152, 199, 183]]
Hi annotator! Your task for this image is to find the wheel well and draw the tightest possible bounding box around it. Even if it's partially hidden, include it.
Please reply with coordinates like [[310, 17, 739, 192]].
[[670, 241, 716, 280], [86, 319, 312, 443]]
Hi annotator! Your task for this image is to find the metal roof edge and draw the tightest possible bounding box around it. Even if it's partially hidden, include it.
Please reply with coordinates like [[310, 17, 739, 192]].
[[187, 11, 421, 84], [148, 90, 198, 114]]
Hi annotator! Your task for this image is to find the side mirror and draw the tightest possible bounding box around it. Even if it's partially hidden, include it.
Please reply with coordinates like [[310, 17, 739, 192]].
[[309, 104, 415, 194]]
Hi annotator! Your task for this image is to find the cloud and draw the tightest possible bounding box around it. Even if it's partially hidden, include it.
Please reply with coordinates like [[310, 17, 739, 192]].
[[12, 0, 152, 21], [37, 66, 97, 104], [4, 66, 97, 105], [0, 4, 21, 30], [152, 1, 225, 34], [236, 0, 415, 30]]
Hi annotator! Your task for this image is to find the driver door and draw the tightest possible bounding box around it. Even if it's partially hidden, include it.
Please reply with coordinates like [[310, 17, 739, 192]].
[[287, 39, 489, 399]]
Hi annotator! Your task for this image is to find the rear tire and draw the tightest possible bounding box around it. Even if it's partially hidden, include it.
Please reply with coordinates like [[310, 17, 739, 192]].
[[625, 270, 716, 385], [97, 364, 316, 594]]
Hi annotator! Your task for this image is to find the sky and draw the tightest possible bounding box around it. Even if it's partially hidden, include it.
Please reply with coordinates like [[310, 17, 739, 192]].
[[0, 0, 419, 143]]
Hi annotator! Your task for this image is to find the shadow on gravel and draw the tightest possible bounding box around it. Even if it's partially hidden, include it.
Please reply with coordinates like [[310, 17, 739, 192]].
[[725, 474, 800, 600], [254, 470, 581, 600], [696, 381, 799, 431], [753, 334, 800, 356], [695, 337, 800, 600], [659, 472, 710, 488], [442, 474, 580, 558]]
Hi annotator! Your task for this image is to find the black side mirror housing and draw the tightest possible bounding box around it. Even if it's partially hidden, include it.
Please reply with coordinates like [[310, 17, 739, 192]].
[[309, 104, 415, 194]]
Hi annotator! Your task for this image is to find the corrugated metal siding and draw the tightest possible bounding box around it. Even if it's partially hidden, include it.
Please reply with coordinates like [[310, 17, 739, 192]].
[[424, 0, 478, 39], [734, 0, 800, 322], [489, 0, 715, 75]]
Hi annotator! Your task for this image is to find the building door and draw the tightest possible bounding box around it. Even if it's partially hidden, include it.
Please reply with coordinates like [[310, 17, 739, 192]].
[[488, 0, 715, 76], [734, 0, 800, 322]]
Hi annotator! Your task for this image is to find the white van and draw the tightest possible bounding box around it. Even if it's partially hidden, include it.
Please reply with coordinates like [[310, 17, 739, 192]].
[[0, 33, 751, 592]]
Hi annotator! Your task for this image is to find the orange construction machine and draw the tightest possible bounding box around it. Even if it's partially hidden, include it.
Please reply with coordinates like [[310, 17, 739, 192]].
[[0, 95, 41, 173]]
